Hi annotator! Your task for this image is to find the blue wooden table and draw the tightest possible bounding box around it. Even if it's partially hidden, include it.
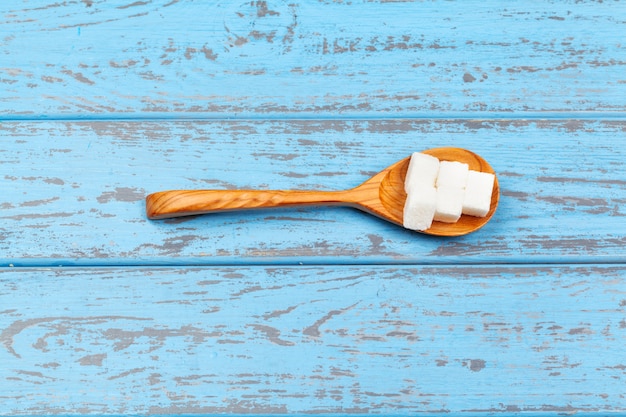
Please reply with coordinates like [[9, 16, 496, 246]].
[[1, 1, 625, 415]]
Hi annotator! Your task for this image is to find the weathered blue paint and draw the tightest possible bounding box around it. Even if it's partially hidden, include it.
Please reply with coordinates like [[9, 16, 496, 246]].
[[1, 1, 625, 118], [1, 0, 625, 415], [1, 120, 625, 267], [2, 265, 626, 414]]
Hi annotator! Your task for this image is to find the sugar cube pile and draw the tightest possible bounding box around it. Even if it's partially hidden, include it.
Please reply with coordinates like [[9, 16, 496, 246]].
[[402, 152, 495, 231]]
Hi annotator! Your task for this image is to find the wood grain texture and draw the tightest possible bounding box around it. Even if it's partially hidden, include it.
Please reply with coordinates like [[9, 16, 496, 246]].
[[1, 1, 625, 117], [1, 119, 625, 266], [1, 265, 625, 414]]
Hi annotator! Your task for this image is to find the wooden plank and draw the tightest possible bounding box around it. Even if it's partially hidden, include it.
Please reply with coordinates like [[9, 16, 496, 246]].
[[1, 264, 625, 414], [1, 1, 625, 117], [2, 119, 625, 266]]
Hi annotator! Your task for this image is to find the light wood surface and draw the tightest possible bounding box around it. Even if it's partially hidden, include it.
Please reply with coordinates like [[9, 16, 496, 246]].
[[1, 1, 625, 415]]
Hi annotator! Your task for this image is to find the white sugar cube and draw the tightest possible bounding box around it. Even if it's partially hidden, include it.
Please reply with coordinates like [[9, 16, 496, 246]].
[[462, 170, 495, 217], [403, 186, 437, 231], [436, 161, 469, 189], [404, 152, 440, 193], [434, 186, 465, 223]]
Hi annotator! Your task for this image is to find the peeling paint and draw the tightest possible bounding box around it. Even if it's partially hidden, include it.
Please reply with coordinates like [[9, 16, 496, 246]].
[[2, 0, 626, 412], [303, 303, 358, 338], [78, 353, 107, 366], [97, 187, 145, 203], [249, 324, 294, 346]]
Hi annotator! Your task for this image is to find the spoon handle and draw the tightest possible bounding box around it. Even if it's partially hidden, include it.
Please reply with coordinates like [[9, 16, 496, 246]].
[[146, 189, 351, 219]]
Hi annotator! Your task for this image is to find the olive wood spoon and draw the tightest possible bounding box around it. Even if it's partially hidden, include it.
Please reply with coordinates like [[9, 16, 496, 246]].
[[146, 147, 499, 236]]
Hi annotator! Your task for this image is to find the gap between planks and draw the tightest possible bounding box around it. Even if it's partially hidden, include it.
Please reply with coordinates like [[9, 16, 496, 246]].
[[3, 259, 626, 270], [2, 111, 626, 123]]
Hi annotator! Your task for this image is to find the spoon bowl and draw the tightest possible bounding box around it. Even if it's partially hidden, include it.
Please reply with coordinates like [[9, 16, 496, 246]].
[[146, 147, 499, 236], [375, 147, 499, 236]]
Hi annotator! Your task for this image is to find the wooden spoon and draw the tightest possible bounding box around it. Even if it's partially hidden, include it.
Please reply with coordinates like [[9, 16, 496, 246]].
[[146, 147, 499, 236]]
